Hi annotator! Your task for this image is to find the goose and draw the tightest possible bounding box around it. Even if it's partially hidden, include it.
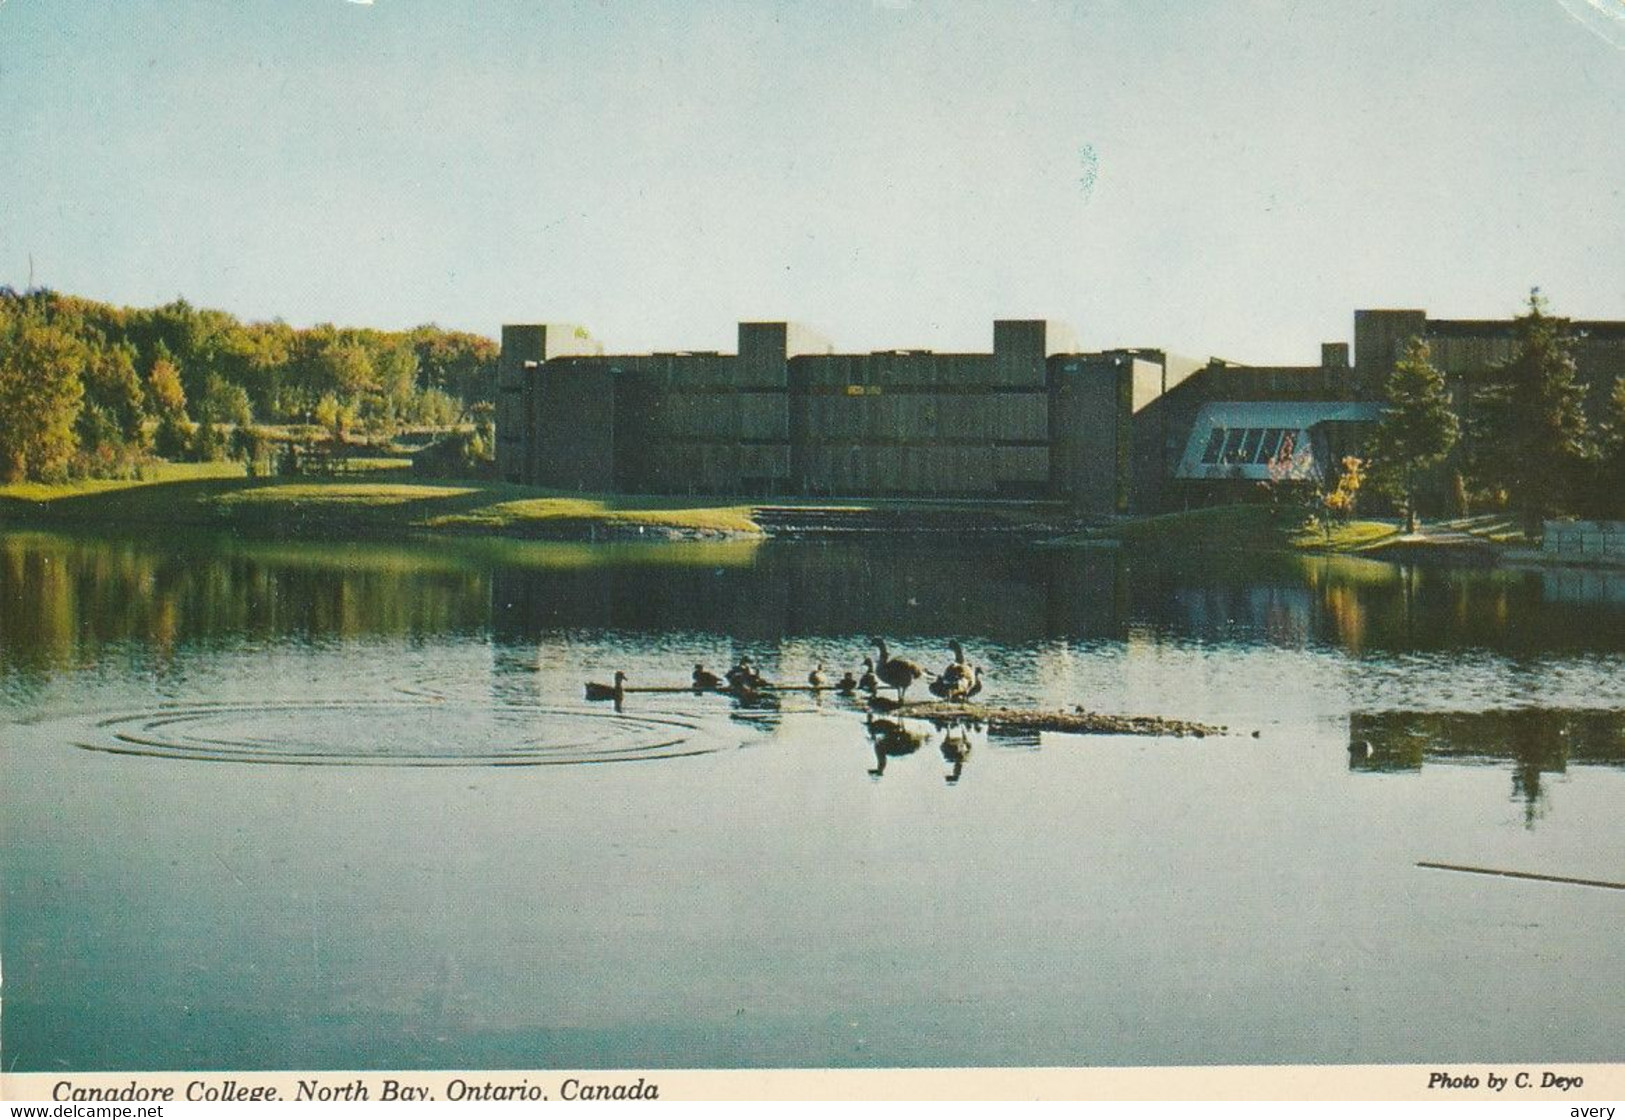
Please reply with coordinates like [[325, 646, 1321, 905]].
[[692, 663, 722, 691], [857, 656, 878, 696], [940, 639, 973, 689], [584, 671, 627, 704], [725, 657, 755, 690], [870, 637, 925, 703], [930, 661, 985, 702], [834, 670, 859, 694], [962, 665, 984, 701], [808, 660, 829, 690]]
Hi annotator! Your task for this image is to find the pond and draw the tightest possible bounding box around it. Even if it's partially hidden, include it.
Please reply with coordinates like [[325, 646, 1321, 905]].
[[2, 528, 1623, 1071]]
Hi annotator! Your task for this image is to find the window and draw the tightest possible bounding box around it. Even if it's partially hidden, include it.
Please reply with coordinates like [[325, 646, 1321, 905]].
[[1254, 428, 1286, 463], [1201, 427, 1227, 464]]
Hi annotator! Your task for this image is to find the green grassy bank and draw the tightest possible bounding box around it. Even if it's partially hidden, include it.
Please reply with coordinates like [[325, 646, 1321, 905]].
[[1047, 503, 1405, 554], [6, 469, 1507, 557], [0, 464, 764, 541]]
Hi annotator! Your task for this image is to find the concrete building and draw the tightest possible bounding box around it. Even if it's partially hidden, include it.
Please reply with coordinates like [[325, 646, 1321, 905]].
[[498, 306, 1624, 515], [498, 319, 1202, 513], [1353, 308, 1625, 423]]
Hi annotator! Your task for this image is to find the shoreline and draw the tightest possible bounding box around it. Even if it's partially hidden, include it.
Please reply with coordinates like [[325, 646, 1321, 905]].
[[3, 471, 1622, 573]]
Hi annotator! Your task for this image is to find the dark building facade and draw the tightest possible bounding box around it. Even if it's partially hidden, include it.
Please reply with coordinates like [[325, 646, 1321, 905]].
[[498, 319, 1205, 513], [499, 308, 1624, 514]]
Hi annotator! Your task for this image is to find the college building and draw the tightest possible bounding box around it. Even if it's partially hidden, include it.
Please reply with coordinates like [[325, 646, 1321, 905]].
[[496, 308, 1625, 515]]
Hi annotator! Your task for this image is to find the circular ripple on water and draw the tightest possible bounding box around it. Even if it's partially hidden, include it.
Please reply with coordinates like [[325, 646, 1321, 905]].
[[75, 700, 721, 767]]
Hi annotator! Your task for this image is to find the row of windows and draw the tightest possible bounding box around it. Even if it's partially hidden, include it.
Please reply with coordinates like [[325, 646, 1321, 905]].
[[1199, 426, 1303, 466]]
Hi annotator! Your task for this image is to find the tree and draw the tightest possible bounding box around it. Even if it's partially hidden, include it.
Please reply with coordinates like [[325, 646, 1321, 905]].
[[146, 343, 189, 421], [1318, 456, 1365, 543], [0, 306, 86, 482], [1594, 376, 1625, 519], [1474, 290, 1592, 536], [313, 392, 353, 440], [1366, 337, 1459, 532], [84, 342, 148, 443], [197, 374, 254, 429]]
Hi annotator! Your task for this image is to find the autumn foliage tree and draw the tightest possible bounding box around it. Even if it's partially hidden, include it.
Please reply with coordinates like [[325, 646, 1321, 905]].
[[0, 288, 499, 479], [0, 301, 85, 482]]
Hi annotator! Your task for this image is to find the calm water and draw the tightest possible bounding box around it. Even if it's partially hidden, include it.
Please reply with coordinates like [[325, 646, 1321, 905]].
[[2, 527, 1623, 1071]]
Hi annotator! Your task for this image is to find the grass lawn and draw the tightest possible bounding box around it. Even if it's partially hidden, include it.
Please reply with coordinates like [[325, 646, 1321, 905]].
[[1287, 517, 1402, 551], [0, 465, 767, 540], [0, 460, 247, 502], [1052, 503, 1402, 554]]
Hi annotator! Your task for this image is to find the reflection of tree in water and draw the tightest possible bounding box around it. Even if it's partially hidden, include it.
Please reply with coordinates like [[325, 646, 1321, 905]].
[[1506, 712, 1570, 828], [0, 531, 493, 679], [1349, 708, 1625, 828]]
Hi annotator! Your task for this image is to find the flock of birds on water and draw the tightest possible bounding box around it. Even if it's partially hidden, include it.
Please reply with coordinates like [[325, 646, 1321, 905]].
[[586, 637, 986, 708]]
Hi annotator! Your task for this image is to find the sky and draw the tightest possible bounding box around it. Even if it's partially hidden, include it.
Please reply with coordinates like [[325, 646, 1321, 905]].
[[2, 0, 1623, 362]]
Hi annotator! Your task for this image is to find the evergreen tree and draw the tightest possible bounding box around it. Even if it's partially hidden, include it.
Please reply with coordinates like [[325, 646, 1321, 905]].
[[1367, 337, 1459, 532], [1473, 290, 1592, 535]]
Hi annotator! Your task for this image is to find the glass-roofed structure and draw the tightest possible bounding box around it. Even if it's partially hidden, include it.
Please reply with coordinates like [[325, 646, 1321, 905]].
[[1175, 401, 1380, 483]]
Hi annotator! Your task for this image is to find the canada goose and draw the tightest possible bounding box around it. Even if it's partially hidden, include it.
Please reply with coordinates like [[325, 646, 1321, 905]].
[[835, 670, 859, 694], [870, 637, 925, 702], [857, 656, 878, 695], [930, 661, 985, 702], [584, 671, 627, 704], [941, 640, 972, 689], [962, 666, 984, 700], [808, 660, 829, 690], [692, 663, 722, 691]]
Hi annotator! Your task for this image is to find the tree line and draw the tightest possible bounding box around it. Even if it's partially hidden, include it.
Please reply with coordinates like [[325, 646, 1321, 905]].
[[0, 288, 498, 482], [1365, 290, 1625, 534]]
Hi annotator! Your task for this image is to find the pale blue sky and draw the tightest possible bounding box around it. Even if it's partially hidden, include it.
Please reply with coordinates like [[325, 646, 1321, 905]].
[[3, 1, 1622, 361]]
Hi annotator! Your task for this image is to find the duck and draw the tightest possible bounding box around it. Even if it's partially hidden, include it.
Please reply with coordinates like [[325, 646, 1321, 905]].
[[808, 660, 829, 690], [692, 663, 722, 691], [584, 671, 627, 704], [870, 637, 925, 703], [857, 656, 878, 695]]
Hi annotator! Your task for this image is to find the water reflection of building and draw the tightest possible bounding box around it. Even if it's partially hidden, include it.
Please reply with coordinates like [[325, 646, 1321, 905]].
[[1538, 567, 1625, 607], [1348, 709, 1625, 826]]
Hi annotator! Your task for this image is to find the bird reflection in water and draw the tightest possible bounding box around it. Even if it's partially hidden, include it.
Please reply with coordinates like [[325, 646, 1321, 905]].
[[866, 713, 935, 778], [866, 713, 981, 784], [940, 721, 975, 784]]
